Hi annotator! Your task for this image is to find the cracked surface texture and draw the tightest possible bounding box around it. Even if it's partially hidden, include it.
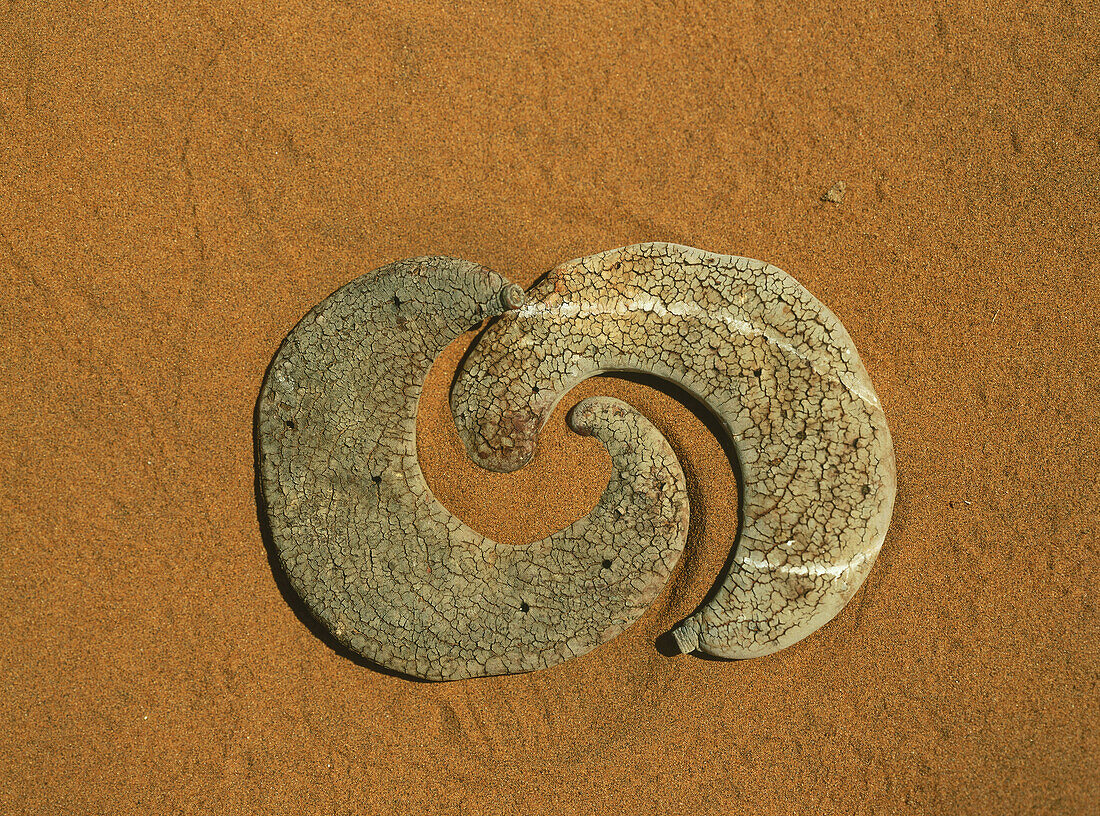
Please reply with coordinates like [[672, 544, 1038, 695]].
[[256, 257, 689, 680], [452, 243, 896, 659]]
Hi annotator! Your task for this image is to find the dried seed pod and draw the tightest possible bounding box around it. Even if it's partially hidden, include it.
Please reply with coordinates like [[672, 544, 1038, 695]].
[[257, 256, 688, 680], [452, 243, 896, 659]]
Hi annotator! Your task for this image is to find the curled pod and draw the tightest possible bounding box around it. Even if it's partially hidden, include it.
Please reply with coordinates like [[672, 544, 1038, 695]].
[[451, 243, 896, 659], [257, 256, 689, 680]]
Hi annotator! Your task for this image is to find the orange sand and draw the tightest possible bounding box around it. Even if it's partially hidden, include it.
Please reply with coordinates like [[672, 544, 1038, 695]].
[[1, 2, 1097, 813]]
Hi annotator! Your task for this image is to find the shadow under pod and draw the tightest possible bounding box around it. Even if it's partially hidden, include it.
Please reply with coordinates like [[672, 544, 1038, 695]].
[[593, 372, 747, 662]]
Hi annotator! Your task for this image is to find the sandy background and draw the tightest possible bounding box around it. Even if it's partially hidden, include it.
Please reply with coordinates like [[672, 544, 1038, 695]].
[[2, 2, 1098, 814]]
